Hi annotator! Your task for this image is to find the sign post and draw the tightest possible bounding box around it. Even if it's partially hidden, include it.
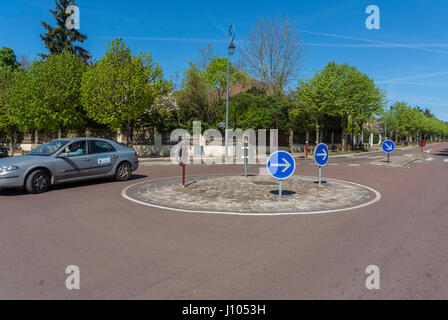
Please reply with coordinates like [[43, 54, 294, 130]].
[[266, 151, 296, 198], [314, 143, 329, 186], [243, 137, 249, 178], [381, 140, 395, 163], [305, 141, 309, 158], [176, 142, 189, 187], [419, 140, 426, 152]]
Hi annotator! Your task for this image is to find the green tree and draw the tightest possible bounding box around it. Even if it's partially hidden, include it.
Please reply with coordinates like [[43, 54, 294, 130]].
[[293, 63, 340, 143], [227, 93, 290, 130], [176, 58, 247, 126], [40, 0, 90, 62], [176, 64, 211, 124], [0, 47, 20, 71], [81, 38, 170, 145], [0, 69, 16, 154], [7, 52, 87, 136], [293, 62, 385, 146]]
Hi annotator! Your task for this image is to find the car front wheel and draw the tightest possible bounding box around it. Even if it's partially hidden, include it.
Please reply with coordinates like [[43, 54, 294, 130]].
[[26, 170, 50, 194], [115, 162, 132, 181]]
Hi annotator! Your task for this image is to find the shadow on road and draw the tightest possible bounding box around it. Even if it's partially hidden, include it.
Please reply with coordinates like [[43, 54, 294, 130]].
[[433, 149, 448, 157], [0, 174, 147, 196], [270, 190, 297, 196]]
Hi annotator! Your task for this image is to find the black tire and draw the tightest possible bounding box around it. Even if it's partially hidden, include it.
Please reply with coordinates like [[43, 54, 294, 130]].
[[115, 162, 132, 181], [26, 170, 50, 194]]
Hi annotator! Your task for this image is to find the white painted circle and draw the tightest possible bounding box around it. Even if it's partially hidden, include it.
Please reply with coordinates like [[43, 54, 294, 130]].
[[121, 176, 382, 216]]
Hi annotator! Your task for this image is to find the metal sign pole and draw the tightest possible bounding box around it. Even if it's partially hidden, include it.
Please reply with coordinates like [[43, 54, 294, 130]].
[[279, 180, 282, 198], [182, 163, 185, 187], [305, 141, 308, 158], [318, 166, 322, 186], [244, 140, 248, 177], [178, 143, 187, 187]]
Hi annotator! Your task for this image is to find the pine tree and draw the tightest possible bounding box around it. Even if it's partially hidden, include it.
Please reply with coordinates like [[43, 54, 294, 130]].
[[40, 0, 90, 62]]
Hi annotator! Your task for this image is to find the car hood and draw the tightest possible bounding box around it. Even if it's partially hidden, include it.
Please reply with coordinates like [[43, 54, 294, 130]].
[[0, 155, 50, 166]]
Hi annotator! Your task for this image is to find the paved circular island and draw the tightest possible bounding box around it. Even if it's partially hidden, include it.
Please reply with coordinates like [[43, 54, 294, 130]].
[[122, 174, 381, 215]]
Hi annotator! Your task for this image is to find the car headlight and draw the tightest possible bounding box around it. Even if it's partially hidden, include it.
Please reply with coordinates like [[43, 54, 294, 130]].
[[0, 165, 19, 173]]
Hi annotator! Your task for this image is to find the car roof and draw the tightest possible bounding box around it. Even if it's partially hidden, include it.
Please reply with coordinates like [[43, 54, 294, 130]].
[[58, 137, 116, 142], [51, 137, 127, 146]]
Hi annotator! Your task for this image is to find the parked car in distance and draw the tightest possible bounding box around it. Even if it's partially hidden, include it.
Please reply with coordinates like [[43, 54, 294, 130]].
[[0, 145, 8, 158], [0, 138, 139, 194]]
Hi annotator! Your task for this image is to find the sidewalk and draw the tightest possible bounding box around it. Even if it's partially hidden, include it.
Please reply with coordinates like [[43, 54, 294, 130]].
[[138, 143, 441, 163]]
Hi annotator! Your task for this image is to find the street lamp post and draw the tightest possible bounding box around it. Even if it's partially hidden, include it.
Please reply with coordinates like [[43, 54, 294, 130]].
[[225, 24, 236, 159]]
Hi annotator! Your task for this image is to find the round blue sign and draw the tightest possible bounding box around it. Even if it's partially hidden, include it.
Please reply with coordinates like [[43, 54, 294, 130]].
[[314, 143, 329, 167], [266, 151, 296, 180], [382, 140, 395, 153]]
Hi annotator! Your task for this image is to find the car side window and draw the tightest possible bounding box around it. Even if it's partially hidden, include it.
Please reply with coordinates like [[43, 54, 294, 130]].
[[64, 141, 87, 157], [89, 140, 116, 155]]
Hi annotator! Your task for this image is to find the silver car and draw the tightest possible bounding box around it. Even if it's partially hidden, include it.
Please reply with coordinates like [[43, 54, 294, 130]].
[[0, 138, 139, 194]]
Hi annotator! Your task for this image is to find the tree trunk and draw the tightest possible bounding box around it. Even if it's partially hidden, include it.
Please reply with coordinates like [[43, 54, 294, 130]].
[[341, 112, 348, 150], [126, 121, 134, 146], [58, 125, 64, 139], [34, 130, 39, 147], [315, 116, 319, 145], [9, 127, 15, 156], [289, 129, 294, 152]]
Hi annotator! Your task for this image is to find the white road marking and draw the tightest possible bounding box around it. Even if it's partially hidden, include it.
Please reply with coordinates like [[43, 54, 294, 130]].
[[328, 163, 339, 166], [426, 157, 434, 161], [348, 164, 361, 167], [444, 159, 448, 163], [121, 176, 382, 216], [369, 156, 383, 159]]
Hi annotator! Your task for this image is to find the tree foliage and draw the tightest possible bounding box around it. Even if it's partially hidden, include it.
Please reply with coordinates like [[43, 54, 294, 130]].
[[7, 52, 86, 133], [0, 47, 20, 71], [292, 62, 385, 144], [81, 38, 170, 144], [383, 102, 448, 140], [40, 0, 90, 62], [241, 15, 304, 95], [176, 57, 248, 126]]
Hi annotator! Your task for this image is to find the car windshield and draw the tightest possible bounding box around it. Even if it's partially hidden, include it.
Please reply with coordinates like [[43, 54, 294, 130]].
[[28, 140, 69, 156]]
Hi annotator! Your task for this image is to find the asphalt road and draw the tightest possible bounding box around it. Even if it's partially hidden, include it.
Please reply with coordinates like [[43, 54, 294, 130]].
[[1, 143, 448, 299]]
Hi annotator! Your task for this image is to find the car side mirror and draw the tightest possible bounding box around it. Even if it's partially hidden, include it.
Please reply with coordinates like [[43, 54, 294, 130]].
[[58, 152, 69, 158]]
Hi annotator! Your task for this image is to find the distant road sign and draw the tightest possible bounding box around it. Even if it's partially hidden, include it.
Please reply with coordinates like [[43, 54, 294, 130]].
[[314, 143, 329, 167], [266, 151, 296, 180], [382, 140, 395, 153]]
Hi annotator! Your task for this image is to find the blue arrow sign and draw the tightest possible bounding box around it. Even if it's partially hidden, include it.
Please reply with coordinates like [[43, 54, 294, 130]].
[[266, 151, 296, 180], [382, 140, 395, 153], [314, 143, 329, 167]]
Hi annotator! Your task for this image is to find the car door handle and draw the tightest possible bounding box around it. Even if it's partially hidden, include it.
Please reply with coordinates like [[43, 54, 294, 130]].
[[82, 158, 91, 162], [111, 155, 119, 159]]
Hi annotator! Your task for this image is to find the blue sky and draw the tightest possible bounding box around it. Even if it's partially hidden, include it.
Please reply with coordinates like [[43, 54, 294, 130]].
[[2, 0, 448, 120]]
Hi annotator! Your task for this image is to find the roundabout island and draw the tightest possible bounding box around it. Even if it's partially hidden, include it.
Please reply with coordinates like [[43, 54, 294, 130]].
[[122, 174, 381, 215]]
